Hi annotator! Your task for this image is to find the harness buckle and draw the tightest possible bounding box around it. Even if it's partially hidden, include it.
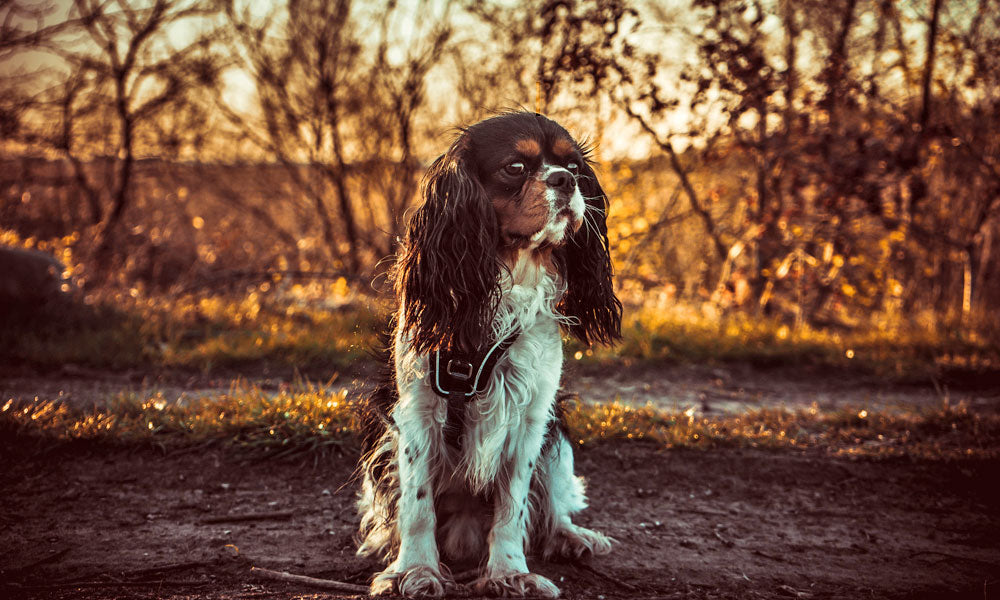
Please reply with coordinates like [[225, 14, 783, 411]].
[[446, 359, 474, 381]]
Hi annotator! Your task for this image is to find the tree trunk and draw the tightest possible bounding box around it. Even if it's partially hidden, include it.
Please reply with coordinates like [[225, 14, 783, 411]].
[[919, 0, 943, 130]]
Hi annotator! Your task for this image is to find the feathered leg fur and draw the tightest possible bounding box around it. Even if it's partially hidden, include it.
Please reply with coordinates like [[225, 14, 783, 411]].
[[531, 424, 614, 560], [361, 345, 454, 596]]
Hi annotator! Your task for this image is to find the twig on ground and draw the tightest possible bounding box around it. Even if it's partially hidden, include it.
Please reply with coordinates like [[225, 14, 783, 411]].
[[200, 511, 294, 525], [573, 562, 640, 591], [713, 530, 734, 547], [120, 559, 213, 578], [250, 566, 368, 593], [5, 580, 209, 589], [33, 559, 212, 586], [676, 508, 730, 518], [909, 550, 1000, 570], [752, 549, 786, 562], [8, 547, 71, 574], [777, 584, 813, 598]]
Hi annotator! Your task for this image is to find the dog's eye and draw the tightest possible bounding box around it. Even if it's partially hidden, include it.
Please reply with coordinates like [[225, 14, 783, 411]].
[[567, 162, 579, 174], [503, 162, 526, 176]]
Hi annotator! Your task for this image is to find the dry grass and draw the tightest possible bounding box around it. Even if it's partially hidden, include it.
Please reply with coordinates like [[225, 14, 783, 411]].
[[1, 380, 357, 459], [563, 397, 1000, 460], [4, 286, 998, 384], [4, 229, 997, 378], [570, 305, 999, 379], [3, 381, 996, 461], [2, 288, 381, 372]]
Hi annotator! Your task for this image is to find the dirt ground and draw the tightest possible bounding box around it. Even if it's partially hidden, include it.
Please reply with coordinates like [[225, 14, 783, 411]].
[[2, 423, 999, 600], [4, 361, 999, 416], [2, 363, 1000, 599]]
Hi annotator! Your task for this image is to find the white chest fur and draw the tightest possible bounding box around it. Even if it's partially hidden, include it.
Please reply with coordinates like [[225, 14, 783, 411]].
[[462, 266, 566, 491], [394, 253, 569, 493]]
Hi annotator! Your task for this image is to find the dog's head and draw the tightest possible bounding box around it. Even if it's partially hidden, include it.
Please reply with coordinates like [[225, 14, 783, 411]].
[[396, 112, 621, 354]]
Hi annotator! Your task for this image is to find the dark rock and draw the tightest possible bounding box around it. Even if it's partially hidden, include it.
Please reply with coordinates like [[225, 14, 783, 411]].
[[0, 245, 76, 319]]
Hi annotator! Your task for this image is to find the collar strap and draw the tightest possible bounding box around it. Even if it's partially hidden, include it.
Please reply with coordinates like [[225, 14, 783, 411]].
[[430, 331, 521, 398]]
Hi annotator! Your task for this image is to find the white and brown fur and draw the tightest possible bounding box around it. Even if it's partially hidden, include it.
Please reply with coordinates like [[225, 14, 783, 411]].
[[356, 112, 622, 598]]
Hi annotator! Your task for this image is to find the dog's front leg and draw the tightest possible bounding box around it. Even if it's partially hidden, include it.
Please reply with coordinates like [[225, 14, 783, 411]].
[[476, 415, 560, 598], [371, 388, 448, 597]]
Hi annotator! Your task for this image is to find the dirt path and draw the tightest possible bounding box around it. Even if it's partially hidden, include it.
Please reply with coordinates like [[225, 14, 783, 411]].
[[2, 438, 998, 599], [567, 362, 1000, 415], [3, 361, 998, 416]]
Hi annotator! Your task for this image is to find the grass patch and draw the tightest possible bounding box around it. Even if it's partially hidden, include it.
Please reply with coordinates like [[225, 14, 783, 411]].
[[564, 399, 1000, 461], [569, 305, 1000, 379], [0, 379, 357, 459], [1, 289, 382, 373], [3, 284, 997, 380], [2, 381, 997, 461]]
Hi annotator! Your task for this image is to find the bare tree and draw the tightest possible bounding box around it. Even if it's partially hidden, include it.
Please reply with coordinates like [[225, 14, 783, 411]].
[[36, 0, 226, 260], [547, 0, 1000, 325], [0, 0, 82, 60], [222, 0, 454, 277], [463, 0, 636, 116], [0, 1, 76, 141]]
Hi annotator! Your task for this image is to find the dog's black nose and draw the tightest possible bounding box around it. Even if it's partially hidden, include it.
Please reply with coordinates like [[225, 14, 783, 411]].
[[546, 170, 575, 193]]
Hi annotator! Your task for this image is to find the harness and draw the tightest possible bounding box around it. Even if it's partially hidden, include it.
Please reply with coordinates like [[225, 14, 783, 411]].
[[429, 330, 520, 448]]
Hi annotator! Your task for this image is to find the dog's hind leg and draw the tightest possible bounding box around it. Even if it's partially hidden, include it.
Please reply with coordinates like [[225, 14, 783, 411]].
[[531, 427, 613, 561]]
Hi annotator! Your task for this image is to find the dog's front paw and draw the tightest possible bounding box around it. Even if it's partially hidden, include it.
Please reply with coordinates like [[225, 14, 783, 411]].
[[371, 565, 449, 597], [545, 524, 615, 560], [474, 571, 560, 598]]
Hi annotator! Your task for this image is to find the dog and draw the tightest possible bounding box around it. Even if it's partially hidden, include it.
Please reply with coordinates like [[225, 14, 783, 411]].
[[356, 111, 622, 598]]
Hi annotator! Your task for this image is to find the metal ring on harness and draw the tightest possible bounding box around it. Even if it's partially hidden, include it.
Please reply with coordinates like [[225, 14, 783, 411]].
[[429, 331, 520, 447], [445, 359, 474, 381]]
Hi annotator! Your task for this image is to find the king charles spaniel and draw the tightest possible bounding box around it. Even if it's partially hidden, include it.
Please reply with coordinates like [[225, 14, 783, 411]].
[[356, 112, 622, 598]]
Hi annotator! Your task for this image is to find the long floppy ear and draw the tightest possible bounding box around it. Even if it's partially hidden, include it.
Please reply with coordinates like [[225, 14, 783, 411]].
[[556, 160, 622, 346], [395, 142, 502, 355]]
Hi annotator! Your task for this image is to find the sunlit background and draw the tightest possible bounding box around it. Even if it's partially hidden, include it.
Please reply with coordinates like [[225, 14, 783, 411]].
[[1, 0, 998, 376]]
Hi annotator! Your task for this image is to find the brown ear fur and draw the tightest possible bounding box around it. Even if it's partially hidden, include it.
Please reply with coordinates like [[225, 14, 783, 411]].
[[395, 145, 502, 354]]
